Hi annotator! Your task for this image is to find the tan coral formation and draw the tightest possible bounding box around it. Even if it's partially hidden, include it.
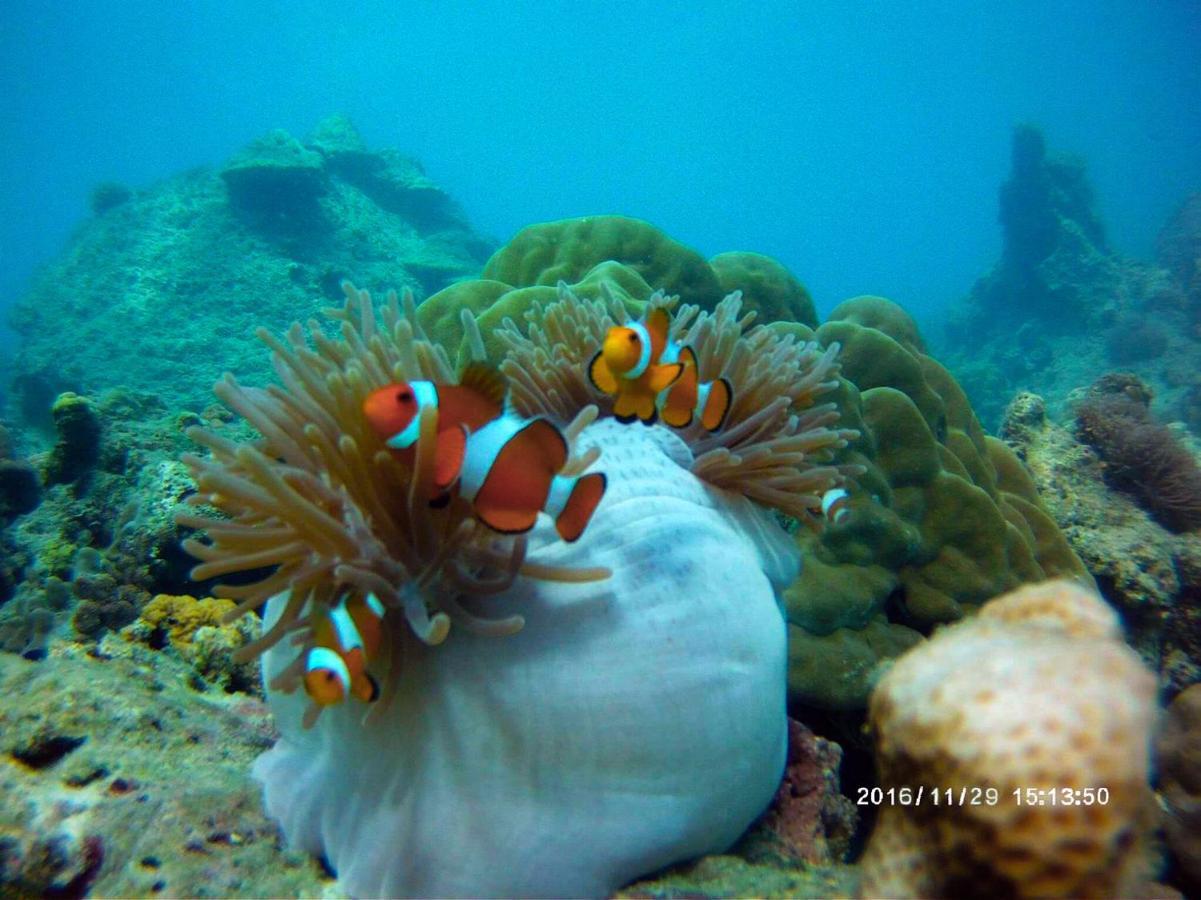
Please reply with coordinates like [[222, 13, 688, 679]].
[[861, 579, 1157, 899]]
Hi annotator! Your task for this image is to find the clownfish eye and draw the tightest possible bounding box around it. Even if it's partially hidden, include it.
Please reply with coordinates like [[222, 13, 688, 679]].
[[397, 390, 413, 403], [627, 333, 638, 343]]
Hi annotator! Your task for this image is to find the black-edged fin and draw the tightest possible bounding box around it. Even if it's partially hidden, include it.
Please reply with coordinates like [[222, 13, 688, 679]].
[[366, 672, 380, 702], [458, 362, 508, 408], [556, 473, 607, 542], [588, 350, 619, 394]]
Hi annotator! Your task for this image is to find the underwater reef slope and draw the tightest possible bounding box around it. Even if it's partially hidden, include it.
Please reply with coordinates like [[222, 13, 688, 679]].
[[3, 209, 1150, 897], [8, 115, 492, 417], [942, 125, 1201, 433]]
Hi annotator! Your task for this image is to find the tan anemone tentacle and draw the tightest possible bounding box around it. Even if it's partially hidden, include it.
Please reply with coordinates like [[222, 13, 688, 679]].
[[178, 281, 614, 726]]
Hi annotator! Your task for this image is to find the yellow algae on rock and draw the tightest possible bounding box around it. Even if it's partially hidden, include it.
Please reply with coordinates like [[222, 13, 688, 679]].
[[860, 579, 1157, 899], [139, 594, 237, 647], [126, 594, 258, 692]]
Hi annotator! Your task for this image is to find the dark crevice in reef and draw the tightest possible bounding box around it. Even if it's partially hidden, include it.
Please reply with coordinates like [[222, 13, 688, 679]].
[[10, 733, 87, 769]]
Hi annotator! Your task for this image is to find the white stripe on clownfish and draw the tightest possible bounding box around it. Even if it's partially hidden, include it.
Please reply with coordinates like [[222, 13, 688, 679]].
[[458, 414, 527, 502], [820, 487, 850, 524], [542, 475, 576, 521], [329, 601, 364, 653], [624, 321, 653, 380], [306, 645, 350, 690], [385, 380, 440, 449]]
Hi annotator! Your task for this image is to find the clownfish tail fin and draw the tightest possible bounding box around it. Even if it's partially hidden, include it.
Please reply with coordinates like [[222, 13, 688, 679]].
[[699, 378, 733, 432], [458, 362, 508, 408], [551, 473, 607, 542]]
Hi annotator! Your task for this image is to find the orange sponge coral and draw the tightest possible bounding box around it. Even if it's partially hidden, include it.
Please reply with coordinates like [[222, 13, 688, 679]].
[[861, 580, 1156, 899]]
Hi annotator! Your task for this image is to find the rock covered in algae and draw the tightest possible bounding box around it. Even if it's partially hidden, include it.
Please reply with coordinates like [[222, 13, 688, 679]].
[[252, 419, 797, 898], [1159, 684, 1201, 894], [0, 639, 333, 898], [860, 580, 1157, 899]]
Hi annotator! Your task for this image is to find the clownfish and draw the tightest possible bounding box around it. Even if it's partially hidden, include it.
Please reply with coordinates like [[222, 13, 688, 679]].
[[362, 363, 507, 495], [588, 308, 685, 425], [820, 487, 851, 525], [303, 592, 385, 709], [458, 413, 607, 542], [657, 342, 733, 432]]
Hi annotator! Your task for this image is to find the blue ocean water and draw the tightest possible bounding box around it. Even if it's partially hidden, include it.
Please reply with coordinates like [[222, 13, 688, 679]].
[[2, 0, 1198, 365]]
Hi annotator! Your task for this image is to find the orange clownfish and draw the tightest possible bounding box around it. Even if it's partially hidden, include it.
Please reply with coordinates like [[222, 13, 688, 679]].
[[458, 413, 607, 542], [362, 364, 507, 495], [657, 341, 733, 432], [303, 592, 386, 709], [588, 308, 685, 425]]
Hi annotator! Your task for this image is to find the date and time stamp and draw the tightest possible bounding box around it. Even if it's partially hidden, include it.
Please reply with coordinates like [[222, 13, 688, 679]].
[[856, 786, 1112, 808]]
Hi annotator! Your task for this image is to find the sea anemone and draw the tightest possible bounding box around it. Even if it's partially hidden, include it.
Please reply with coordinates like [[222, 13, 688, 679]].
[[179, 280, 858, 897], [495, 284, 856, 523], [1074, 382, 1201, 533]]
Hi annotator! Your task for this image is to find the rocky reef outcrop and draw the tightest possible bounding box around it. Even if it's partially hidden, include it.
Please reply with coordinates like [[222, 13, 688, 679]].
[[8, 115, 493, 417], [943, 125, 1201, 433]]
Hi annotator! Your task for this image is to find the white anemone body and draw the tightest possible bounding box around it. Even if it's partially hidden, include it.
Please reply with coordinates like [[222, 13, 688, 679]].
[[253, 419, 796, 898]]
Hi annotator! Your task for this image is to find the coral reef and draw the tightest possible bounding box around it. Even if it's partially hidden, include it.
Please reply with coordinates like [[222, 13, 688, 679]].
[[43, 392, 101, 485], [0, 641, 331, 897], [414, 227, 1088, 714], [942, 126, 1201, 432], [122, 594, 258, 692], [1159, 684, 1201, 894], [177, 278, 856, 896], [1075, 377, 1201, 532], [737, 718, 858, 867], [1156, 193, 1201, 325], [1001, 389, 1201, 694], [415, 215, 819, 368], [8, 116, 492, 414], [860, 580, 1157, 899], [785, 295, 1087, 710]]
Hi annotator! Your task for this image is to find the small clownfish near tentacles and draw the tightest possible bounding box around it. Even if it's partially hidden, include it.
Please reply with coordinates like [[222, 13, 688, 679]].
[[458, 413, 607, 542], [362, 363, 507, 497], [303, 592, 385, 715], [588, 308, 686, 425], [657, 341, 733, 432], [820, 487, 851, 525]]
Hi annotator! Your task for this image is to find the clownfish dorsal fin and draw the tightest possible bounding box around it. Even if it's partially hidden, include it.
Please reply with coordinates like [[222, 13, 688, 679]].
[[517, 417, 569, 473], [458, 362, 508, 409], [644, 307, 671, 352]]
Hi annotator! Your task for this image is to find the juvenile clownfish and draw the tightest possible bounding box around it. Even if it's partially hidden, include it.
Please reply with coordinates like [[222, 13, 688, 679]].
[[362, 363, 507, 495], [657, 341, 733, 432], [458, 414, 607, 542], [303, 592, 386, 709], [820, 487, 851, 525], [588, 308, 685, 425]]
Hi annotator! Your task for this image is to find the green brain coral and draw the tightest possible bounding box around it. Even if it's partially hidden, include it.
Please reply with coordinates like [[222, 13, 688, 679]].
[[785, 297, 1088, 710], [419, 216, 819, 365]]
